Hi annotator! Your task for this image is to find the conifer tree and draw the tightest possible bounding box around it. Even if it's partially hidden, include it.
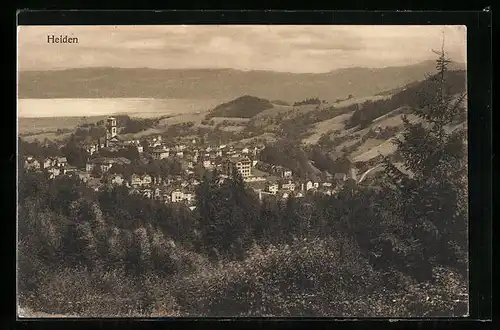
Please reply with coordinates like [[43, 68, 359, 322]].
[[380, 42, 467, 280], [195, 169, 224, 255]]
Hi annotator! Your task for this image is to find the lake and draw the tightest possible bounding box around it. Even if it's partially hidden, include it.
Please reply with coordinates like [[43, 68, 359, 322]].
[[17, 98, 222, 118]]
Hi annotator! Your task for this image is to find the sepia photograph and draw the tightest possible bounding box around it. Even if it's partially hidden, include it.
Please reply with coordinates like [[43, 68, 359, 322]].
[[17, 24, 468, 318]]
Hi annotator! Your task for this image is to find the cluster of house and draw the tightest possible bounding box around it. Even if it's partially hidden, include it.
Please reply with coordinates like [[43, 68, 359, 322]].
[[22, 153, 199, 205], [253, 162, 293, 179], [247, 175, 352, 201], [22, 116, 365, 207], [83, 131, 263, 174], [23, 155, 78, 179], [83, 116, 263, 163], [103, 172, 198, 206]]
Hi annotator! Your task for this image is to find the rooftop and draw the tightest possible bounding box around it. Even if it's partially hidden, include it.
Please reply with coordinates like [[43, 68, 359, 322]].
[[247, 180, 267, 191], [151, 147, 169, 152], [89, 157, 131, 165], [227, 156, 252, 164]]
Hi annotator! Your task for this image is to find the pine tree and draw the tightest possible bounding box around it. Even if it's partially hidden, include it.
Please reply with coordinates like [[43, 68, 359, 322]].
[[195, 169, 224, 255], [380, 42, 468, 280]]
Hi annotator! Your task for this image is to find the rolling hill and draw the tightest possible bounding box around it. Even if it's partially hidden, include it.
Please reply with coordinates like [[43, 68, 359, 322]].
[[206, 95, 273, 119], [18, 61, 465, 102], [19, 66, 467, 181], [298, 69, 467, 168]]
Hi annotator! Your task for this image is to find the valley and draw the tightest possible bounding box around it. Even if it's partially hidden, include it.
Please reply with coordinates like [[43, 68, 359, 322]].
[[19, 69, 467, 179]]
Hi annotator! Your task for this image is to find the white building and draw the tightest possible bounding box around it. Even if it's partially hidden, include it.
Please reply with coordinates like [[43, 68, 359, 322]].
[[282, 181, 296, 192], [108, 174, 125, 186], [171, 190, 193, 203], [150, 135, 162, 148], [47, 167, 61, 179], [171, 190, 183, 203], [43, 157, 56, 169], [203, 160, 212, 169], [56, 157, 67, 168], [86, 144, 97, 156], [143, 189, 153, 199], [268, 183, 279, 195], [151, 148, 169, 160], [306, 181, 314, 191], [224, 157, 252, 178], [86, 157, 131, 174], [24, 157, 41, 171]]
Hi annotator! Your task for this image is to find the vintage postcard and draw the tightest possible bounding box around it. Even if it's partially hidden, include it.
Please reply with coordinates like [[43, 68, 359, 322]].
[[17, 24, 468, 318]]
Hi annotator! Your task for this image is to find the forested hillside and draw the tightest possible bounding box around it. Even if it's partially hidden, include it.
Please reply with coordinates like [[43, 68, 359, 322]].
[[206, 95, 273, 119]]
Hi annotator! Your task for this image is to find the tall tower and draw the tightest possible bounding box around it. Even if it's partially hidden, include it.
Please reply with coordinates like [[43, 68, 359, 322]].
[[106, 117, 117, 140]]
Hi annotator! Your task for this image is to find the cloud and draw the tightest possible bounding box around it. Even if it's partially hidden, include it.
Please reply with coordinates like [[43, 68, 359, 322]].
[[17, 25, 466, 73]]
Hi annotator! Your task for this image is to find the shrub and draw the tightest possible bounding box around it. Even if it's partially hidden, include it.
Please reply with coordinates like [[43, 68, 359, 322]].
[[28, 266, 144, 316], [172, 236, 382, 317]]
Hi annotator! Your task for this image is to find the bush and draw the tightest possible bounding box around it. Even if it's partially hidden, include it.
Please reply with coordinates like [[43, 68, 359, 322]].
[[29, 266, 144, 316], [172, 236, 382, 316], [293, 98, 321, 106]]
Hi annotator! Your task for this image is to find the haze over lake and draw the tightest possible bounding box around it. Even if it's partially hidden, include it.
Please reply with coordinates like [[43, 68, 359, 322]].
[[18, 98, 222, 118]]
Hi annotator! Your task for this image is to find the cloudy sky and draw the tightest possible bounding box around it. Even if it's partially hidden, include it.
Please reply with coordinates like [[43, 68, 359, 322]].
[[18, 25, 466, 73]]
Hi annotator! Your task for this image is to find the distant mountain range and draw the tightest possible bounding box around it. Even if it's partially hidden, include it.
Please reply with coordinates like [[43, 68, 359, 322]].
[[18, 61, 465, 102]]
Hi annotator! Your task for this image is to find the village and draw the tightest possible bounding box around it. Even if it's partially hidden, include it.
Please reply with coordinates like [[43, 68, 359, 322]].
[[22, 117, 357, 208]]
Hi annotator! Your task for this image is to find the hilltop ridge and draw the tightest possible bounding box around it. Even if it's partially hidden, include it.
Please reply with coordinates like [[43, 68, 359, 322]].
[[206, 95, 274, 119], [18, 61, 465, 101]]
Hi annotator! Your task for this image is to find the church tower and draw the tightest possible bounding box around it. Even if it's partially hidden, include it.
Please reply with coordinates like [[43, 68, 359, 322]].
[[105, 116, 118, 147], [106, 117, 117, 140]]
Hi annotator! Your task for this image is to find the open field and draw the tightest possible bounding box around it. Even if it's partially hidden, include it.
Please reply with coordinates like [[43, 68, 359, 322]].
[[302, 113, 352, 145], [370, 106, 413, 124], [157, 113, 207, 127], [220, 126, 245, 132], [18, 116, 106, 135], [20, 132, 73, 143], [254, 104, 295, 118], [350, 138, 387, 159], [207, 117, 252, 123], [372, 113, 420, 128], [328, 94, 392, 108], [353, 138, 399, 163], [119, 128, 166, 140], [234, 133, 278, 145]]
